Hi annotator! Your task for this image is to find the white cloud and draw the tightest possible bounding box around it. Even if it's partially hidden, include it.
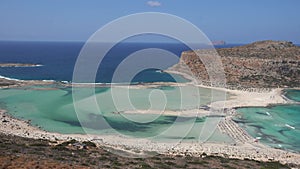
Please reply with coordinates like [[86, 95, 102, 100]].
[[146, 1, 161, 7]]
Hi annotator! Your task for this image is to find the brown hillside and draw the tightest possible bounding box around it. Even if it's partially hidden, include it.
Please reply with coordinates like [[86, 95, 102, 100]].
[[170, 40, 300, 88]]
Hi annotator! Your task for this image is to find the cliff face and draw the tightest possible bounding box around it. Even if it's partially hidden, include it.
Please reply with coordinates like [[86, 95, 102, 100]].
[[171, 41, 300, 88]]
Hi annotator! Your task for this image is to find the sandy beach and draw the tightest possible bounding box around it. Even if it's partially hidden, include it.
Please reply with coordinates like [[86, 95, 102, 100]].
[[1, 108, 300, 165]]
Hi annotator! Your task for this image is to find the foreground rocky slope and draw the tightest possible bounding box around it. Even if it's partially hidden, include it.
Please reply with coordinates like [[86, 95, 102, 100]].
[[170, 40, 300, 88], [0, 134, 292, 169]]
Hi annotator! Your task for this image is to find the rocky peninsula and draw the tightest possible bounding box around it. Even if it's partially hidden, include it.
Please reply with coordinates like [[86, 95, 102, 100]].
[[169, 40, 300, 88]]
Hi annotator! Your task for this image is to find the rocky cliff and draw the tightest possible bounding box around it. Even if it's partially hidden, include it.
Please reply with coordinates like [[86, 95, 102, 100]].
[[170, 40, 300, 88]]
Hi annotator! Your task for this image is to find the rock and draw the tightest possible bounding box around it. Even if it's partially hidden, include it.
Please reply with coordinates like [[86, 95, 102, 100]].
[[82, 141, 97, 147]]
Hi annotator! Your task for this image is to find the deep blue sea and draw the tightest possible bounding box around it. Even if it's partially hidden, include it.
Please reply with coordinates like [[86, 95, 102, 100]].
[[0, 41, 239, 83]]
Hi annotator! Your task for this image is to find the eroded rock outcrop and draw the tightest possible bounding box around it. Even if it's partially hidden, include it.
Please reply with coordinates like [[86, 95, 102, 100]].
[[170, 40, 300, 88]]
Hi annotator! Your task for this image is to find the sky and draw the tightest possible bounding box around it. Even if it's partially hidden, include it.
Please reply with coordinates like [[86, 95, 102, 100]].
[[0, 0, 300, 44]]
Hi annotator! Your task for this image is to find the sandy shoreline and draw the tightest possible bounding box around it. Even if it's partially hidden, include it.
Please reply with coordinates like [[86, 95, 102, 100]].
[[1, 107, 300, 165], [0, 75, 300, 165]]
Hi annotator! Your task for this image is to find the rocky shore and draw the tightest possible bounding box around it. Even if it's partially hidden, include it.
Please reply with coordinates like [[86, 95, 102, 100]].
[[0, 77, 57, 88], [1, 134, 291, 169]]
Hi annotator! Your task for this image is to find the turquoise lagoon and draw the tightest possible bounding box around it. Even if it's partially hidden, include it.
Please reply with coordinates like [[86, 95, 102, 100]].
[[236, 90, 300, 152], [2, 85, 299, 150], [0, 85, 231, 142], [285, 89, 300, 102]]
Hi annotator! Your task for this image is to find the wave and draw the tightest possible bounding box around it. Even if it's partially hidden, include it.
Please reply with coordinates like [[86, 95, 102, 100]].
[[0, 75, 24, 82], [285, 124, 295, 130], [0, 75, 159, 86], [0, 74, 183, 87], [0, 63, 44, 67], [0, 75, 61, 83], [41, 80, 56, 82], [71, 82, 139, 85], [60, 81, 70, 84]]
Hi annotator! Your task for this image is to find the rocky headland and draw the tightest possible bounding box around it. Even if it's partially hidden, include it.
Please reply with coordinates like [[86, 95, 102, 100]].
[[169, 40, 300, 88]]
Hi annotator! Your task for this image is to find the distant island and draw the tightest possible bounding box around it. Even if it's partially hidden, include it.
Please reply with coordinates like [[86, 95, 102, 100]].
[[212, 40, 226, 45], [0, 63, 43, 67]]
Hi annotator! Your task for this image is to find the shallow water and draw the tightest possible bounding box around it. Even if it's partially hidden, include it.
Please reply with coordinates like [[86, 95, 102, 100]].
[[236, 90, 300, 152], [285, 89, 300, 102], [0, 85, 232, 143]]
